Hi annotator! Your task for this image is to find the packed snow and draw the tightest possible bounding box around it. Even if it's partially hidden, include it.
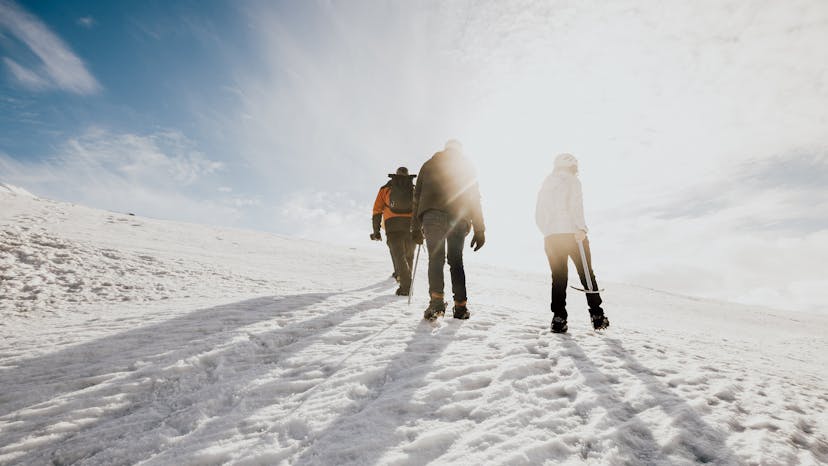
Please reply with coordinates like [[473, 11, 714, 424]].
[[1, 187, 826, 465]]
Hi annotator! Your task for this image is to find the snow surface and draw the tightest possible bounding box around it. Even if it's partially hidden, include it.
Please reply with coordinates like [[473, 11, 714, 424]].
[[0, 184, 35, 198], [1, 187, 827, 465]]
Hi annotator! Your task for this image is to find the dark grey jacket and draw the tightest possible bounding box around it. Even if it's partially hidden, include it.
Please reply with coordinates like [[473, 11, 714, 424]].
[[411, 149, 485, 233]]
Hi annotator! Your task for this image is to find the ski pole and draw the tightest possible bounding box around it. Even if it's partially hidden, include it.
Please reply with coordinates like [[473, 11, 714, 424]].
[[408, 244, 421, 305], [577, 239, 595, 292]]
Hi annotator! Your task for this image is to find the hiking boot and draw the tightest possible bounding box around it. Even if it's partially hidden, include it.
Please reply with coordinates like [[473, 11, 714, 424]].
[[590, 311, 609, 330], [423, 299, 446, 320], [395, 287, 409, 296], [453, 304, 470, 320], [551, 316, 568, 334]]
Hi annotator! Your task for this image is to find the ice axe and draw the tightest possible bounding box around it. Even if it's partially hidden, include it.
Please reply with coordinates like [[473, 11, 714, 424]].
[[570, 239, 604, 294], [408, 244, 421, 305]]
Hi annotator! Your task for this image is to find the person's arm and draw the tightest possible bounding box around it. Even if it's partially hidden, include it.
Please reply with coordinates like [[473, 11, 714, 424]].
[[469, 181, 485, 233], [468, 182, 486, 251], [568, 178, 588, 238], [371, 187, 385, 239], [458, 160, 484, 233], [411, 169, 423, 230], [464, 161, 485, 251], [535, 177, 549, 234], [409, 167, 425, 244]]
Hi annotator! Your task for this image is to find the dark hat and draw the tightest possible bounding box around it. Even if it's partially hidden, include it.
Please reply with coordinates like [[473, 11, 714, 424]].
[[388, 166, 416, 178]]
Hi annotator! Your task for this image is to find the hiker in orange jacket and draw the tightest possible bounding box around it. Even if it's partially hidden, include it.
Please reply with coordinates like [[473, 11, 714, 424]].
[[372, 167, 416, 296]]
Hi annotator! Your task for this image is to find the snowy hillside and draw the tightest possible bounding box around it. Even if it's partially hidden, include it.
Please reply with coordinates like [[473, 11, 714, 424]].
[[1, 187, 827, 465]]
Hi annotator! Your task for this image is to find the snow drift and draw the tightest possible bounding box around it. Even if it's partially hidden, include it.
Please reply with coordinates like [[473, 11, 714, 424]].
[[1, 186, 826, 465], [0, 183, 35, 198]]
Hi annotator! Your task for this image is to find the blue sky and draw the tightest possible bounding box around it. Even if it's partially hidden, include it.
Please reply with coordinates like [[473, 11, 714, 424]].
[[0, 0, 256, 210], [1, 0, 827, 312]]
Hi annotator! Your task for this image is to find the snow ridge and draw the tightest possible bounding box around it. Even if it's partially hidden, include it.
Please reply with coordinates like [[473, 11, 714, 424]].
[[0, 183, 35, 198]]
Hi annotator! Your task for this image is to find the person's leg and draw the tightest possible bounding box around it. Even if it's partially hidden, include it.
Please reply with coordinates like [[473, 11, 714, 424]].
[[446, 220, 469, 305], [570, 237, 603, 312], [421, 211, 448, 301], [387, 232, 411, 292], [545, 234, 569, 321], [403, 233, 414, 291], [404, 230, 415, 272], [386, 234, 400, 281]]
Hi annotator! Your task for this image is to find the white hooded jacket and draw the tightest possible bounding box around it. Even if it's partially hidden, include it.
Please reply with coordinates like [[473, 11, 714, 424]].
[[535, 170, 588, 236]]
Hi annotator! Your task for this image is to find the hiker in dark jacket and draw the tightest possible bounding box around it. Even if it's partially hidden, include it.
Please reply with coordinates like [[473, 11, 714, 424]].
[[372, 167, 417, 296], [411, 140, 485, 320]]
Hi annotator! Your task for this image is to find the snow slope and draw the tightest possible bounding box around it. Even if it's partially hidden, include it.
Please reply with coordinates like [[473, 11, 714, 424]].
[[1, 188, 826, 465]]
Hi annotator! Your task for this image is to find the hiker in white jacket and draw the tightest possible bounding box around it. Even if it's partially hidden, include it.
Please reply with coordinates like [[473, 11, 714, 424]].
[[535, 153, 609, 333]]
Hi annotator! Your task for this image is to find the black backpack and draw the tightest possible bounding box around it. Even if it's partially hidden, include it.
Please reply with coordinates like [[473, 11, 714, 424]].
[[388, 176, 414, 214]]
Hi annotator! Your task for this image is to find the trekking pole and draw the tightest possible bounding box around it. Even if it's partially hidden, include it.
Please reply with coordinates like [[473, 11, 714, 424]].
[[577, 240, 594, 292], [408, 244, 422, 305], [571, 239, 604, 294]]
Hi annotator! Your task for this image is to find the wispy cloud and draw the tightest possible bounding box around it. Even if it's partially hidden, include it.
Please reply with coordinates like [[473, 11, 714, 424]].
[[2, 57, 49, 90], [77, 16, 96, 29], [646, 151, 828, 232], [0, 0, 100, 94], [0, 128, 236, 223], [59, 128, 224, 185], [218, 2, 470, 194], [278, 190, 366, 246], [593, 148, 828, 312]]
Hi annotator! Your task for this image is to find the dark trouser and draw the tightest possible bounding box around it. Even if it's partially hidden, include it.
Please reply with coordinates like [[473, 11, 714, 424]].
[[387, 231, 414, 291], [422, 210, 469, 303], [544, 234, 603, 320]]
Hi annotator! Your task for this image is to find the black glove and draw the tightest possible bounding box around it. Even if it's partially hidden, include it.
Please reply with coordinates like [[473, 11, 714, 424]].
[[370, 232, 382, 241], [411, 228, 424, 245], [470, 230, 485, 251]]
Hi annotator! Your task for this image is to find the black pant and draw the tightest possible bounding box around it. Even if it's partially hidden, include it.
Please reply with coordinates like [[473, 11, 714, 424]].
[[544, 234, 603, 319], [422, 210, 469, 303], [387, 231, 414, 291]]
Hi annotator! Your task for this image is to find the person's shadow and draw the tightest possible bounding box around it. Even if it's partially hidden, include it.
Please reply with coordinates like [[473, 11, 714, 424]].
[[291, 321, 462, 465], [558, 336, 741, 465], [0, 281, 394, 464]]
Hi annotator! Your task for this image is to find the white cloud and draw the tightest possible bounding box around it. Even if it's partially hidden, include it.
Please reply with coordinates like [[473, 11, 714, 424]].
[[0, 0, 101, 94], [2, 57, 49, 89], [599, 220, 828, 314], [0, 128, 236, 224], [52, 128, 224, 186], [77, 16, 95, 29], [218, 1, 473, 195], [278, 191, 367, 246], [226, 196, 261, 208], [589, 152, 828, 313]]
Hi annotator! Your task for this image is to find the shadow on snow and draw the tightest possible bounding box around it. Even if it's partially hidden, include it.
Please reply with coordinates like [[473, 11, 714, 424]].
[[559, 336, 741, 465], [292, 321, 461, 465], [0, 280, 393, 464]]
